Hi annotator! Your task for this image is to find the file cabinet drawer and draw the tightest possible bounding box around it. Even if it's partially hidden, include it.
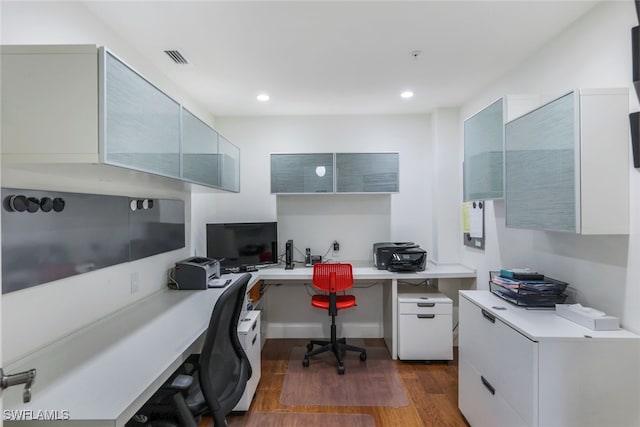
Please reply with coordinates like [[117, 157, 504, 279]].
[[398, 313, 452, 360], [398, 292, 453, 360], [459, 358, 528, 427], [459, 296, 536, 426], [398, 292, 452, 315]]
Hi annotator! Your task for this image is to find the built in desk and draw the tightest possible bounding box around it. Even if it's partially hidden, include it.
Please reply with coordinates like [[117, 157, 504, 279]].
[[256, 262, 476, 360], [3, 263, 475, 425]]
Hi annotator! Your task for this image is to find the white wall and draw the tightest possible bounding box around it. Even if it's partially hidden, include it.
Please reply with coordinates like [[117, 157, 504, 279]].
[[460, 1, 640, 333], [193, 115, 433, 261], [0, 1, 214, 362], [191, 115, 433, 338]]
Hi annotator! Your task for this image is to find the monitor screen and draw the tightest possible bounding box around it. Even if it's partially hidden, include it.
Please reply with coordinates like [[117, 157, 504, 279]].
[[206, 222, 278, 270]]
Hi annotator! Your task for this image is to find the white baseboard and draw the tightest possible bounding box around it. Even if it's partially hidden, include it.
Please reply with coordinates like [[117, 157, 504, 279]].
[[266, 322, 383, 339]]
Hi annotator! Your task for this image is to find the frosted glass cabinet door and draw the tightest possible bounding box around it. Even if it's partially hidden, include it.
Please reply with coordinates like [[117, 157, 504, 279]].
[[336, 153, 399, 193], [218, 135, 240, 192], [464, 99, 504, 201], [505, 92, 576, 232], [103, 51, 181, 178], [181, 108, 219, 187], [271, 153, 334, 193]]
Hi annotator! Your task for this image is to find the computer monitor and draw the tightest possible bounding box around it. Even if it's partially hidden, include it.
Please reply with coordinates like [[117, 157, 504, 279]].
[[206, 222, 278, 272]]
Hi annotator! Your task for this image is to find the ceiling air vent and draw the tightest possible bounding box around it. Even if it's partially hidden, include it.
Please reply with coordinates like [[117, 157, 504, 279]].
[[164, 50, 188, 65]]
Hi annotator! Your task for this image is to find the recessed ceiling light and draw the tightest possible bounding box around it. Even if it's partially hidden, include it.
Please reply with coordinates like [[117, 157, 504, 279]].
[[401, 91, 414, 99], [257, 93, 270, 102]]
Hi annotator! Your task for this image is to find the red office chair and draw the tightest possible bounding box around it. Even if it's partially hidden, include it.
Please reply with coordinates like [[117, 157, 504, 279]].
[[302, 263, 367, 374]]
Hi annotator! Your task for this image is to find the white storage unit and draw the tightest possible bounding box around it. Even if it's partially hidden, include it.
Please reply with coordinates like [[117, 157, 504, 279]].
[[234, 310, 261, 411], [397, 292, 452, 360], [458, 290, 640, 427], [0, 44, 240, 191], [463, 95, 538, 201], [504, 88, 629, 234]]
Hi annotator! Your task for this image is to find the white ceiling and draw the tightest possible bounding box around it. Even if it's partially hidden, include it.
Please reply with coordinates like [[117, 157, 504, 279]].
[[82, 1, 600, 116]]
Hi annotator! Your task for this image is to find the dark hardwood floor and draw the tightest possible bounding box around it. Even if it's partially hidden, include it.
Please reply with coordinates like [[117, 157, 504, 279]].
[[199, 339, 470, 427]]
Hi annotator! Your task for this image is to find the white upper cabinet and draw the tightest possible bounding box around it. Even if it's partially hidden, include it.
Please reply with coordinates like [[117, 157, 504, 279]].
[[1, 45, 100, 162], [218, 135, 240, 193], [1, 44, 238, 191], [336, 153, 399, 193], [463, 95, 538, 202], [270, 152, 399, 194], [271, 153, 335, 194], [103, 51, 181, 178], [504, 88, 629, 234], [181, 107, 220, 188]]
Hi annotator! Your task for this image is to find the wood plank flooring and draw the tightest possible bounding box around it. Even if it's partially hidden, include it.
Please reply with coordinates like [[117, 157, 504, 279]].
[[199, 339, 470, 427]]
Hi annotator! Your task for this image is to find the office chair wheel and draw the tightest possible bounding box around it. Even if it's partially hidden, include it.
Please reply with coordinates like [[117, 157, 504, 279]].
[[303, 356, 310, 367], [306, 343, 314, 352], [337, 363, 345, 375], [360, 351, 367, 361]]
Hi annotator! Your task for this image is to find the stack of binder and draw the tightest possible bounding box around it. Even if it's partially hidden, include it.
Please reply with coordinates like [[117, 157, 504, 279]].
[[489, 269, 568, 308]]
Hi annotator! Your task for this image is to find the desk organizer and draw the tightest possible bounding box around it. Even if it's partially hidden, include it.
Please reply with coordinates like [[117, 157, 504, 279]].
[[489, 271, 568, 308]]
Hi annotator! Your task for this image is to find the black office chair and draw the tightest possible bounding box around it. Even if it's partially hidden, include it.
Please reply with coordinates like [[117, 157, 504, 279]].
[[129, 273, 252, 427]]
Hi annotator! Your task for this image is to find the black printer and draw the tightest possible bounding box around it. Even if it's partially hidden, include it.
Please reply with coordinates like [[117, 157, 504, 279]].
[[387, 246, 426, 272], [373, 242, 424, 271]]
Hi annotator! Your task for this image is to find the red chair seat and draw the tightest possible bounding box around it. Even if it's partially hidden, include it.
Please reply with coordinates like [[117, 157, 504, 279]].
[[311, 294, 356, 310]]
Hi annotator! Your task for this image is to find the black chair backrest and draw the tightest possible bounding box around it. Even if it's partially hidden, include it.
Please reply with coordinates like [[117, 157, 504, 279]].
[[198, 273, 252, 420]]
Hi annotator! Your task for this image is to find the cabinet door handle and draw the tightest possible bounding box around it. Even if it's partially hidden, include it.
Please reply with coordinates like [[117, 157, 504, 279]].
[[252, 322, 257, 331], [481, 309, 495, 323], [417, 314, 435, 319], [417, 302, 435, 308], [481, 376, 495, 395], [252, 335, 257, 346]]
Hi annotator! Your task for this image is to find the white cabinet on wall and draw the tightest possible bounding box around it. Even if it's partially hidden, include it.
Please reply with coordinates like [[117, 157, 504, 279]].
[[336, 153, 399, 193], [504, 88, 629, 234], [463, 95, 538, 201], [104, 52, 181, 178], [458, 291, 640, 427], [181, 107, 220, 187], [271, 153, 334, 193], [270, 152, 399, 194], [218, 135, 241, 193], [0, 44, 239, 192]]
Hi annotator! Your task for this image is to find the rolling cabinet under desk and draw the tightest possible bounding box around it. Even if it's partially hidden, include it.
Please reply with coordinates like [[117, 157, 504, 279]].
[[257, 263, 475, 360], [458, 290, 640, 427], [397, 290, 453, 361]]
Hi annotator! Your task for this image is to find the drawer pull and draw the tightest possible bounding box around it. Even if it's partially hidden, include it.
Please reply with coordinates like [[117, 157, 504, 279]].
[[417, 314, 435, 319], [417, 302, 435, 308], [481, 309, 495, 323], [481, 376, 495, 395], [252, 322, 257, 331], [252, 335, 257, 346]]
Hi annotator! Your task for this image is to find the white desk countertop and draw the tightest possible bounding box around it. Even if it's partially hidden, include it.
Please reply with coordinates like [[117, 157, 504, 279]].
[[460, 290, 639, 341], [256, 262, 476, 281], [3, 273, 257, 426], [4, 263, 475, 425]]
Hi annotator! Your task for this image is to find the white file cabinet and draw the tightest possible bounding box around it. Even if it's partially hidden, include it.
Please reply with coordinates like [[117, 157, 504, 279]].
[[234, 310, 261, 411], [397, 292, 453, 360], [459, 291, 640, 427]]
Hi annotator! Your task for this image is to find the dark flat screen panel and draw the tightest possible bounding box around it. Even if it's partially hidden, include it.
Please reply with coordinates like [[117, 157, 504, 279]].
[[2, 189, 186, 294], [129, 198, 185, 261], [206, 222, 277, 268], [1, 188, 130, 294]]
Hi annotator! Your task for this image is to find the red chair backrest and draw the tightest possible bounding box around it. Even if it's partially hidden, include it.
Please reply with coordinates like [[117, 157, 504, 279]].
[[312, 263, 353, 293]]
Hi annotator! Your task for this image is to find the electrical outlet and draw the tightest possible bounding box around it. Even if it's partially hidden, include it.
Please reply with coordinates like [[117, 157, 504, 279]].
[[332, 240, 340, 259], [130, 272, 140, 294]]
